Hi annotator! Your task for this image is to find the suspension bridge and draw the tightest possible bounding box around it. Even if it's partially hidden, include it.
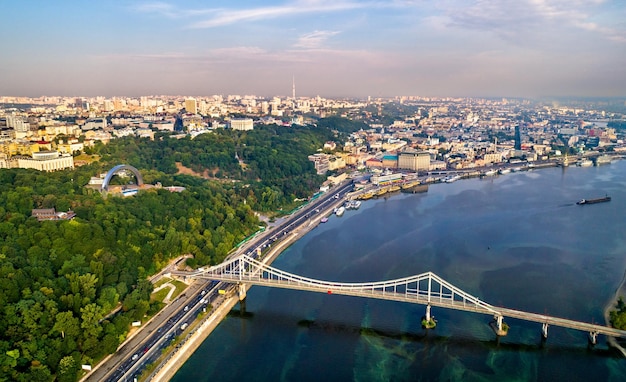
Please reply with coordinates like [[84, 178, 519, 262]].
[[174, 255, 626, 344]]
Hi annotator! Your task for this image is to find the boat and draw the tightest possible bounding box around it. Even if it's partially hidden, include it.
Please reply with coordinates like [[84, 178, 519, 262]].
[[402, 180, 420, 190], [578, 159, 593, 167], [388, 185, 401, 193], [345, 200, 361, 209], [483, 169, 497, 177], [320, 217, 329, 223], [444, 175, 461, 183], [499, 168, 511, 175], [335, 206, 345, 216], [359, 192, 374, 200], [576, 196, 611, 205], [376, 188, 388, 197]]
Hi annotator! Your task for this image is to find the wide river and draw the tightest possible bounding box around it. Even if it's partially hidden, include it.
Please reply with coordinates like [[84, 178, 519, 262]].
[[174, 162, 626, 381]]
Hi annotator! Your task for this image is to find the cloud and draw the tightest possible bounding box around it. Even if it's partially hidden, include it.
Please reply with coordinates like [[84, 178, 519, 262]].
[[135, 1, 401, 28], [133, 2, 215, 19], [440, 0, 625, 43], [189, 1, 369, 28], [294, 30, 340, 49]]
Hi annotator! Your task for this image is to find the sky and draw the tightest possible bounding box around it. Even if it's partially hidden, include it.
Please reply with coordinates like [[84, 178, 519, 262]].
[[1, 0, 625, 98]]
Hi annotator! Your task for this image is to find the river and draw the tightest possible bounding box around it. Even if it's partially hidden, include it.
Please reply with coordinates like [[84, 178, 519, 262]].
[[173, 162, 626, 381]]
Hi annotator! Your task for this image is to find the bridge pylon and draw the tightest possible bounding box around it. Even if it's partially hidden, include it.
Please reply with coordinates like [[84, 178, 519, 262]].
[[421, 305, 436, 329], [492, 315, 508, 336], [238, 283, 247, 301]]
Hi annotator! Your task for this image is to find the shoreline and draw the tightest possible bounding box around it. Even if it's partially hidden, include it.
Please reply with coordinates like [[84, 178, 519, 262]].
[[604, 268, 626, 357]]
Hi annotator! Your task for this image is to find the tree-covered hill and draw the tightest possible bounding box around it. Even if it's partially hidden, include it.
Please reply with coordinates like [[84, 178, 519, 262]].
[[96, 124, 335, 211], [0, 123, 339, 381], [0, 167, 260, 381]]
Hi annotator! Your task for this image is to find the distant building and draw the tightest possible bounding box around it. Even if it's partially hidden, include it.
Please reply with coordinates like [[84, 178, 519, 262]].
[[328, 155, 346, 171], [371, 173, 403, 186], [382, 154, 398, 169], [31, 208, 76, 221], [365, 158, 383, 169], [185, 98, 198, 114], [483, 152, 503, 164], [82, 118, 107, 130], [230, 118, 254, 131], [308, 153, 330, 174], [14, 151, 74, 171], [398, 150, 430, 171]]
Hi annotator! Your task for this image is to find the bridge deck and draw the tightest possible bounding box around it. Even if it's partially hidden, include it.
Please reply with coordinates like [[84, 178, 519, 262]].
[[187, 273, 626, 338]]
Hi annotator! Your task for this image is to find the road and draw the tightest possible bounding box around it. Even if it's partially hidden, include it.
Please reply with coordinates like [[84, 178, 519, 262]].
[[82, 180, 354, 382]]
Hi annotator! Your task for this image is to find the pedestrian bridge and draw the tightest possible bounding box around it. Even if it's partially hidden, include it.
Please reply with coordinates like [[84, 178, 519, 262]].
[[177, 255, 626, 343]]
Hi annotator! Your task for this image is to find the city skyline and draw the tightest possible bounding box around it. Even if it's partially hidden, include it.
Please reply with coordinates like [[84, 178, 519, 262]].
[[1, 1, 626, 98]]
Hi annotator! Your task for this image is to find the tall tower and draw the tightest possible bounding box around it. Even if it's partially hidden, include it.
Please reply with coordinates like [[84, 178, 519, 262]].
[[292, 75, 296, 100], [185, 98, 197, 114]]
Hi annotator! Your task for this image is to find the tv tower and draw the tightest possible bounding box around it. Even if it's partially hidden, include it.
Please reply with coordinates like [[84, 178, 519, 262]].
[[292, 75, 296, 99]]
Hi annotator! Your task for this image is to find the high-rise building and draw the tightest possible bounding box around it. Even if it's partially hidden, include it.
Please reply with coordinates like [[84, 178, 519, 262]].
[[185, 98, 198, 114], [398, 150, 430, 171]]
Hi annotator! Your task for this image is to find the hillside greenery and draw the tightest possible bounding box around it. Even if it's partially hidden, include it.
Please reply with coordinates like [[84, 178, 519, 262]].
[[610, 297, 626, 330], [0, 123, 336, 381]]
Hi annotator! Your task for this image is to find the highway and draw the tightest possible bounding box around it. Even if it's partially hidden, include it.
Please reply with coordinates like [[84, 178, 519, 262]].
[[83, 180, 354, 382]]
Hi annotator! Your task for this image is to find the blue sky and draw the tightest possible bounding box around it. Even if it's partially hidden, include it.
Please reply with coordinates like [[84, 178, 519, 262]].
[[1, 0, 625, 98]]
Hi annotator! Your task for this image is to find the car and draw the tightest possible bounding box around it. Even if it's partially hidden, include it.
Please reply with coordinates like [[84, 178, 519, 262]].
[[184, 305, 189, 311], [132, 354, 138, 361]]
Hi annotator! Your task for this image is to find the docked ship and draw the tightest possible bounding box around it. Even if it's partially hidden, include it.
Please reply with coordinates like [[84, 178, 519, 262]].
[[335, 206, 345, 216], [444, 175, 462, 183], [358, 191, 375, 200], [376, 188, 388, 197], [578, 159, 593, 167], [401, 180, 420, 190], [388, 185, 401, 193], [576, 195, 611, 205], [483, 169, 497, 177], [320, 217, 329, 223], [345, 200, 361, 209]]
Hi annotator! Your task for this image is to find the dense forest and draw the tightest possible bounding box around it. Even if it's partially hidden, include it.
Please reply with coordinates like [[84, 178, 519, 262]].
[[0, 123, 336, 381], [94, 123, 334, 211]]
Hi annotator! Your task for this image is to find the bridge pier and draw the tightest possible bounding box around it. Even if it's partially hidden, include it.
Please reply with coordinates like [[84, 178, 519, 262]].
[[588, 331, 598, 346], [492, 315, 508, 336], [238, 283, 247, 301], [421, 304, 436, 329], [238, 283, 247, 313], [542, 323, 549, 340]]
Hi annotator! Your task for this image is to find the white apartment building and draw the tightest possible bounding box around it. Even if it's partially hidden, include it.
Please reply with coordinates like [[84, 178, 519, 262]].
[[14, 151, 74, 171], [230, 118, 254, 131]]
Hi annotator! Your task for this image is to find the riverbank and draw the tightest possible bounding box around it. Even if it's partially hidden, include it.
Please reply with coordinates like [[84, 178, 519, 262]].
[[604, 268, 626, 357]]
